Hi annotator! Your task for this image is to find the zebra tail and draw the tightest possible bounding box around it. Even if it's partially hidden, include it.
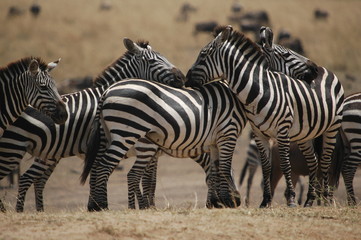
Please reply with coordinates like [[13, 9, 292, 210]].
[[329, 130, 347, 189], [80, 119, 101, 185], [239, 160, 249, 186]]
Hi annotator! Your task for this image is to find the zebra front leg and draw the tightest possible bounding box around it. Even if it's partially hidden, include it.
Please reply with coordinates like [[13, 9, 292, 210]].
[[277, 138, 297, 207], [298, 141, 318, 207], [216, 140, 241, 208], [33, 161, 58, 212], [16, 158, 56, 212], [254, 136, 272, 208]]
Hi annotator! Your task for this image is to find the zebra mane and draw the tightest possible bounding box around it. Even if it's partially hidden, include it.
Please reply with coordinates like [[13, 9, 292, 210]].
[[93, 40, 150, 87], [213, 25, 263, 57], [0, 57, 48, 80]]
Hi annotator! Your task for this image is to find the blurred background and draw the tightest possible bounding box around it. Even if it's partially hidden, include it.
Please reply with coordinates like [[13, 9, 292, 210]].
[[0, 0, 361, 210], [1, 0, 361, 95]]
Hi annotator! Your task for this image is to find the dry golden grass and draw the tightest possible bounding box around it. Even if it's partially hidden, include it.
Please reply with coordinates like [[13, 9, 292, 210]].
[[1, 207, 361, 240], [1, 0, 361, 239]]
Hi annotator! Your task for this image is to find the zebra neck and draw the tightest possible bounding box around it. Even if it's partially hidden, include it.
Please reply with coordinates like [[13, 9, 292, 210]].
[[93, 56, 139, 89], [0, 76, 27, 135], [226, 55, 268, 107]]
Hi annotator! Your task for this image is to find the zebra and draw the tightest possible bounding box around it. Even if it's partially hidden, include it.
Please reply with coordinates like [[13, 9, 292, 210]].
[[186, 25, 344, 207], [0, 38, 185, 212], [0, 57, 67, 138], [333, 92, 361, 205], [80, 27, 320, 211], [129, 27, 321, 210]]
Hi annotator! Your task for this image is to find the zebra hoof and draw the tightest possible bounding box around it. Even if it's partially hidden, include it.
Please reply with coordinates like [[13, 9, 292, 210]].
[[287, 196, 297, 208], [88, 202, 108, 212], [259, 197, 272, 208], [303, 199, 314, 208]]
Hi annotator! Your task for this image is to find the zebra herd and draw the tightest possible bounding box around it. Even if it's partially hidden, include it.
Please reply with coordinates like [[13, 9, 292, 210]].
[[0, 25, 359, 212]]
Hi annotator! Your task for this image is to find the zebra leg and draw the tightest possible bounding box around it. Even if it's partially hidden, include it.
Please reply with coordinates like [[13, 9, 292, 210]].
[[342, 162, 358, 206], [216, 138, 241, 208], [141, 156, 158, 208], [253, 136, 272, 208], [319, 131, 339, 206], [297, 141, 318, 207], [128, 155, 154, 209], [277, 138, 296, 207], [16, 158, 57, 212], [245, 163, 258, 207], [0, 162, 20, 212], [33, 161, 58, 212]]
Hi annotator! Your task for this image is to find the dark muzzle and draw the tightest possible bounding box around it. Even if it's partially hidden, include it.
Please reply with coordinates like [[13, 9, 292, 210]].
[[51, 100, 68, 124]]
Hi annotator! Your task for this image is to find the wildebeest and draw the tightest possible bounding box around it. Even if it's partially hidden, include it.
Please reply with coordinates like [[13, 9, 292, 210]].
[[30, 3, 41, 17], [7, 6, 24, 17], [277, 29, 305, 55], [314, 8, 329, 20], [176, 2, 197, 22], [193, 21, 218, 35], [57, 76, 93, 94]]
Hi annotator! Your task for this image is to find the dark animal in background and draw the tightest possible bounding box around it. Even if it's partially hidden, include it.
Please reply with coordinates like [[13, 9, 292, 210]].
[[58, 76, 93, 95], [314, 8, 329, 20], [7, 6, 24, 17], [230, 10, 271, 41], [231, 0, 242, 14], [193, 21, 218, 35], [30, 3, 41, 17], [99, 0, 112, 11], [277, 29, 305, 55], [176, 2, 197, 22]]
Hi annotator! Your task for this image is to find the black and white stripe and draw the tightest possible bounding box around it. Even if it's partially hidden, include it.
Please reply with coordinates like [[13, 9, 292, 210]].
[[81, 79, 246, 211], [127, 26, 320, 209], [333, 92, 361, 205], [186, 25, 344, 207], [0, 39, 184, 212], [83, 25, 320, 210]]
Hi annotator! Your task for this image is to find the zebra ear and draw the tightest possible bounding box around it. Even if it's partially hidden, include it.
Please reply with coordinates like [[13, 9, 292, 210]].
[[28, 59, 40, 76], [123, 38, 142, 55], [260, 26, 273, 50], [215, 25, 232, 46], [47, 58, 61, 72]]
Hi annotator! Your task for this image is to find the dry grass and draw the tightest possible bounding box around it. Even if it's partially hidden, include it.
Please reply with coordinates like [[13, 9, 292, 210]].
[[1, 0, 361, 239], [1, 207, 361, 240]]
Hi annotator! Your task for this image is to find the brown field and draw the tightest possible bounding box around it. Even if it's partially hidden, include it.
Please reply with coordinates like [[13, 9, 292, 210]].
[[1, 0, 361, 239]]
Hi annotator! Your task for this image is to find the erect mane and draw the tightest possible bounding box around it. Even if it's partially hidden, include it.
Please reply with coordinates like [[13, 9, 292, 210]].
[[213, 25, 263, 55], [0, 57, 48, 79], [93, 39, 150, 87]]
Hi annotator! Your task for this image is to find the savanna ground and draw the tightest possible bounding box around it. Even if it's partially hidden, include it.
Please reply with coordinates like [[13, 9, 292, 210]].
[[1, 0, 361, 239]]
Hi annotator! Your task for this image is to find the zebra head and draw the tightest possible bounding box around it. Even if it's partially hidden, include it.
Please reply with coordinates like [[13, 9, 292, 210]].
[[25, 58, 68, 124], [259, 26, 318, 84], [123, 38, 185, 88], [186, 25, 233, 88]]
